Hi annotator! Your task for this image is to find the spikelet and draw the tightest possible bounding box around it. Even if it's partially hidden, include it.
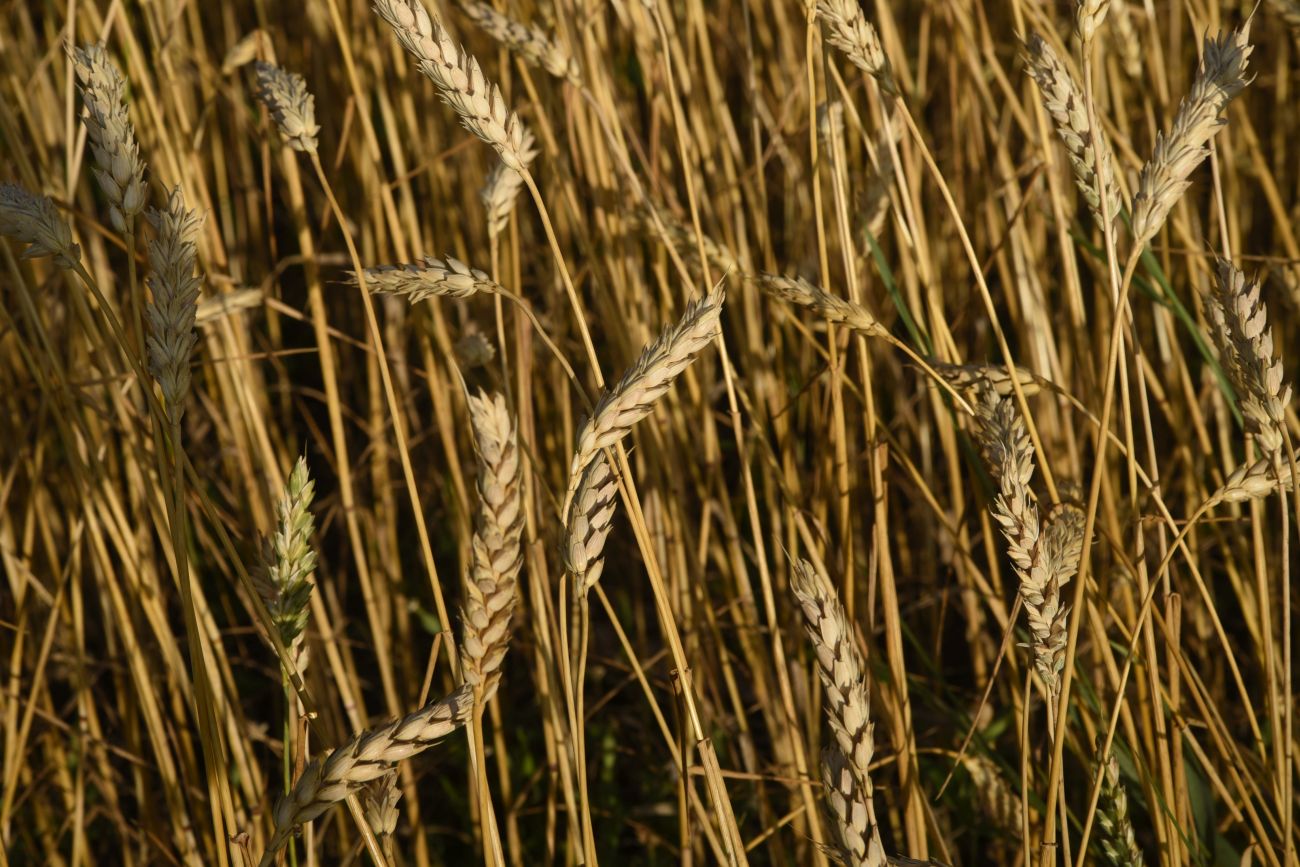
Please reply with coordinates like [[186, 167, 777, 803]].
[[1076, 0, 1112, 44], [374, 0, 533, 171], [564, 453, 619, 596], [71, 44, 147, 235], [563, 285, 724, 507], [0, 184, 80, 267], [1130, 27, 1252, 247], [253, 61, 320, 154], [254, 456, 317, 670], [361, 772, 402, 863], [460, 391, 524, 699], [260, 685, 473, 865], [1023, 34, 1123, 228], [1208, 259, 1290, 454], [1212, 456, 1294, 505], [633, 203, 739, 274], [757, 273, 886, 338], [357, 255, 506, 302], [481, 128, 539, 239], [1096, 740, 1145, 867], [144, 187, 203, 423], [1267, 0, 1300, 38], [459, 1, 581, 83], [816, 0, 897, 96]]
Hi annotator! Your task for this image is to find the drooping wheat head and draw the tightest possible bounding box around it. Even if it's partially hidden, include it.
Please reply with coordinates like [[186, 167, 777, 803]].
[[458, 1, 581, 84], [357, 255, 506, 302], [254, 456, 317, 670], [756, 273, 886, 338], [71, 44, 146, 235], [144, 187, 203, 424], [0, 184, 80, 267], [253, 61, 320, 154], [564, 453, 619, 597]]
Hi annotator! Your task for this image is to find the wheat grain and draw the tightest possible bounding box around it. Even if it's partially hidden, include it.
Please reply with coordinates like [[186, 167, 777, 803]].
[[564, 453, 619, 596], [1208, 258, 1289, 454], [1023, 33, 1123, 229], [260, 684, 473, 865], [253, 61, 320, 154], [0, 184, 80, 267], [563, 285, 723, 507], [1130, 26, 1252, 247], [254, 456, 317, 670], [144, 187, 203, 423], [459, 1, 581, 84], [816, 0, 897, 95], [357, 255, 505, 301], [374, 0, 532, 171], [71, 44, 146, 235]]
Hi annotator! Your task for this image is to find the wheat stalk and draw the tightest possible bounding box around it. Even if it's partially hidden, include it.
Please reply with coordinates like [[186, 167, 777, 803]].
[[1208, 258, 1289, 454], [356, 255, 506, 301], [252, 61, 320, 154], [460, 391, 524, 699], [563, 285, 724, 507], [144, 187, 203, 424], [1130, 26, 1252, 247], [816, 0, 897, 95], [254, 456, 317, 670], [458, 1, 581, 84], [1022, 33, 1123, 229], [260, 684, 473, 865], [374, 0, 532, 171], [564, 453, 619, 597], [71, 44, 146, 235], [0, 184, 80, 267]]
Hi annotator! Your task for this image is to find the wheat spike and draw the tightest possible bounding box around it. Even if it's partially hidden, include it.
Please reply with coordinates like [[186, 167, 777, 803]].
[[253, 61, 320, 154], [358, 255, 506, 301], [633, 202, 739, 274], [1097, 741, 1145, 867], [1208, 258, 1290, 454], [481, 128, 539, 239], [459, 1, 581, 84], [1109, 2, 1144, 78], [254, 456, 317, 670], [361, 771, 402, 863], [71, 44, 146, 235], [931, 360, 1042, 401], [374, 0, 533, 171], [460, 391, 524, 698], [816, 0, 897, 95], [756, 273, 886, 338], [1213, 456, 1294, 505], [821, 748, 887, 867], [564, 453, 619, 596], [1023, 33, 1123, 229], [144, 187, 203, 423], [1130, 26, 1252, 246], [0, 184, 80, 267], [260, 684, 473, 865], [1076, 0, 1111, 43], [564, 285, 724, 506]]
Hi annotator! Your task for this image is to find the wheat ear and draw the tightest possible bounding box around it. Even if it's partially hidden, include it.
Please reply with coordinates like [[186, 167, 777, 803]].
[[564, 453, 619, 597], [1097, 741, 1145, 867], [71, 44, 146, 235], [563, 285, 724, 507], [374, 0, 532, 171], [460, 391, 524, 698], [791, 559, 886, 867], [361, 771, 402, 864], [481, 128, 539, 239], [1208, 258, 1290, 454], [458, 1, 581, 84], [260, 684, 473, 865], [144, 187, 203, 424], [1076, 0, 1111, 43], [1130, 26, 1252, 247], [252, 61, 320, 154], [254, 456, 317, 670], [816, 0, 897, 95], [1108, 2, 1144, 78], [356, 255, 506, 301], [1213, 456, 1294, 505], [0, 184, 80, 267], [756, 273, 886, 338], [931, 360, 1043, 400]]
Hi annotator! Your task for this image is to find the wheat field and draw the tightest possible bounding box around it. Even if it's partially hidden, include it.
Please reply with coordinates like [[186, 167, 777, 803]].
[[2, 0, 1299, 864]]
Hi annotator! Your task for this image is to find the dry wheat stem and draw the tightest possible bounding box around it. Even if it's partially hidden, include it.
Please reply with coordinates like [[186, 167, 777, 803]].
[[563, 284, 724, 509], [144, 187, 203, 424], [0, 184, 80, 267], [253, 61, 320, 153], [1022, 33, 1123, 229], [71, 44, 146, 235], [261, 684, 473, 864], [374, 0, 532, 171], [459, 1, 581, 84], [1130, 26, 1252, 247]]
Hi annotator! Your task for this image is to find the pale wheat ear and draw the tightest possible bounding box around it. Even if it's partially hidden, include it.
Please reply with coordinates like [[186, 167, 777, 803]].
[[355, 254, 506, 301], [71, 43, 147, 235], [564, 453, 619, 597], [252, 60, 321, 154], [1075, 0, 1112, 44], [458, 1, 581, 84], [756, 272, 886, 338], [815, 0, 897, 96], [0, 183, 80, 267], [481, 128, 540, 239], [144, 186, 203, 424], [1096, 739, 1145, 867], [254, 456, 318, 672]]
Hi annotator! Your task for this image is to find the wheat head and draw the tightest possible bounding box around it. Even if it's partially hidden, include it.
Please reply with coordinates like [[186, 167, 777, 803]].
[[71, 44, 146, 235], [144, 187, 203, 423], [0, 184, 80, 267], [253, 61, 320, 154], [816, 0, 897, 95], [459, 1, 581, 84], [564, 453, 619, 596], [357, 255, 506, 301]]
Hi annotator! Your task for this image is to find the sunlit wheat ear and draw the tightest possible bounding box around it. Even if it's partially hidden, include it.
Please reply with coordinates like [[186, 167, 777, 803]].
[[145, 187, 203, 424], [356, 255, 506, 301], [815, 0, 897, 96], [252, 61, 320, 154], [459, 1, 581, 84], [564, 453, 619, 597], [481, 129, 539, 239], [756, 273, 886, 338], [975, 388, 1081, 696], [71, 44, 146, 235], [260, 684, 473, 866], [1208, 258, 1290, 454], [931, 360, 1042, 403], [1022, 33, 1123, 229], [254, 456, 317, 670], [1096, 740, 1145, 867], [1130, 26, 1252, 247], [1213, 456, 1294, 505], [791, 559, 886, 867], [361, 771, 402, 862], [374, 0, 532, 171], [460, 391, 524, 700], [0, 184, 80, 267], [1076, 0, 1111, 43], [563, 285, 724, 507]]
